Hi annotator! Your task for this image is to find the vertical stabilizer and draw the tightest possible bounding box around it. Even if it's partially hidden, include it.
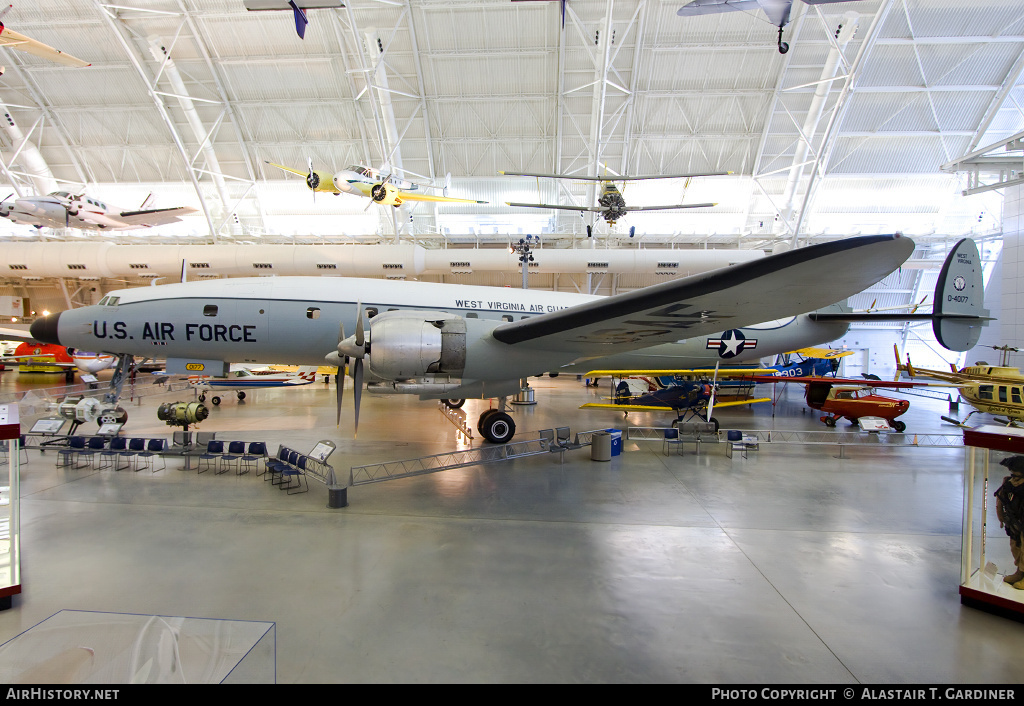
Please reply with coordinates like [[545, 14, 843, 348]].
[[933, 238, 989, 351]]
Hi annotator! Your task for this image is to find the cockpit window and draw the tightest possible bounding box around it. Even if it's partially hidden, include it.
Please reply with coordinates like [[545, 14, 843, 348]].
[[98, 296, 109, 306], [105, 296, 119, 306], [349, 165, 371, 177]]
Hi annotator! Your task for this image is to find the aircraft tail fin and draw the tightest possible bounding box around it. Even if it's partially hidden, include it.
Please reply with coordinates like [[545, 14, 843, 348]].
[[808, 237, 990, 351], [289, 0, 308, 38], [932, 238, 989, 351]]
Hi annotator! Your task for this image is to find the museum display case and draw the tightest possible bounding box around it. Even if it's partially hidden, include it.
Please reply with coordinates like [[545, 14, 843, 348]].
[[0, 404, 21, 611], [961, 424, 1024, 620]]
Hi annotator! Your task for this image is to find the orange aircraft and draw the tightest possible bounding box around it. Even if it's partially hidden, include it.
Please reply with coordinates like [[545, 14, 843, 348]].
[[740, 374, 924, 431]]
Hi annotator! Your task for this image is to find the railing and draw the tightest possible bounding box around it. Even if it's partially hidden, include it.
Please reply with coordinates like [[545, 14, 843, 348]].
[[347, 435, 554, 486], [627, 426, 963, 449]]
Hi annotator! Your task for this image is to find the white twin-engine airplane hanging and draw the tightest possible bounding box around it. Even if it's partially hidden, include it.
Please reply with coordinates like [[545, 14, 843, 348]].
[[0, 4, 91, 75], [0, 191, 196, 231], [266, 161, 487, 208], [30, 235, 989, 444]]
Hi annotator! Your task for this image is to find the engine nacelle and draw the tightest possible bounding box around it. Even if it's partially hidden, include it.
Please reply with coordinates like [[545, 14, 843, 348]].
[[366, 311, 466, 381], [370, 182, 401, 205]]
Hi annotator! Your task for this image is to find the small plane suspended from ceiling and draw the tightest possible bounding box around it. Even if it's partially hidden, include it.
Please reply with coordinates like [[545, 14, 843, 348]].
[[0, 4, 91, 75], [242, 1, 345, 39], [677, 0, 861, 54], [0, 191, 196, 231], [502, 169, 727, 230], [266, 161, 487, 208]]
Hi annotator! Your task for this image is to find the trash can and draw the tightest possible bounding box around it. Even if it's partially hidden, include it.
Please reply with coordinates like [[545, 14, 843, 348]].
[[605, 428, 623, 456], [591, 431, 612, 462]]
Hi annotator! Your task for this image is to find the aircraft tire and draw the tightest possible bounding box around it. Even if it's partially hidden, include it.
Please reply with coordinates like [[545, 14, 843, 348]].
[[850, 418, 859, 427], [893, 420, 907, 432], [212, 396, 221, 406], [480, 411, 515, 444], [477, 408, 500, 434], [443, 399, 465, 409], [708, 416, 719, 432], [198, 394, 206, 402], [237, 391, 246, 401], [779, 42, 789, 54], [824, 416, 836, 427]]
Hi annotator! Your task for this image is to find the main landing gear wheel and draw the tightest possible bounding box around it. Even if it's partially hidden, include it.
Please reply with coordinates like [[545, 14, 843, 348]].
[[237, 391, 246, 401], [893, 420, 907, 432], [706, 416, 720, 432], [478, 410, 515, 444], [443, 399, 465, 409], [211, 396, 222, 406], [198, 394, 206, 402], [824, 416, 837, 427]]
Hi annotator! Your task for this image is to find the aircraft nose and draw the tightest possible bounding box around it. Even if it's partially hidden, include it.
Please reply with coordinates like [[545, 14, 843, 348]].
[[30, 311, 61, 345]]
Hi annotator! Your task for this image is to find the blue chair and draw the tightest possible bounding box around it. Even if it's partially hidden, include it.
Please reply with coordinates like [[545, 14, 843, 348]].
[[57, 436, 88, 468], [197, 440, 224, 474], [218, 441, 247, 475], [280, 455, 308, 494], [135, 439, 167, 473], [265, 447, 292, 482], [101, 437, 129, 470], [242, 442, 268, 476], [121, 438, 147, 471], [78, 436, 109, 469], [663, 428, 684, 456]]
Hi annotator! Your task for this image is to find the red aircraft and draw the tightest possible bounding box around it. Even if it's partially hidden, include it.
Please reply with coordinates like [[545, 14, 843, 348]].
[[740, 375, 924, 431]]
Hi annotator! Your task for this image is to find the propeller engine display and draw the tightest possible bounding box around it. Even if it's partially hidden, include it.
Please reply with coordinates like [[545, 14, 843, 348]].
[[370, 182, 400, 205], [157, 401, 209, 428]]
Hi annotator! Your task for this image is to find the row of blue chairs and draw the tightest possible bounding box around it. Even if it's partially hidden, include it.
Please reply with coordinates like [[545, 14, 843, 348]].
[[194, 440, 267, 476], [57, 436, 167, 472], [264, 446, 309, 494]]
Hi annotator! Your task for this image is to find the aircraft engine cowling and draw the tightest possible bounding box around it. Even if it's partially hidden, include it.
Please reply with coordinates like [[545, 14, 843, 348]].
[[370, 182, 401, 205], [364, 311, 467, 381]]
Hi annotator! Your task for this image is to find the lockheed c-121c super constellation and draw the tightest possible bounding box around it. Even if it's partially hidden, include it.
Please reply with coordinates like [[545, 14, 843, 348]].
[[30, 234, 988, 443]]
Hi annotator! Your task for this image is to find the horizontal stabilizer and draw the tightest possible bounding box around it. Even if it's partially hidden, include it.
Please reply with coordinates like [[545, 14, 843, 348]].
[[808, 237, 990, 352]]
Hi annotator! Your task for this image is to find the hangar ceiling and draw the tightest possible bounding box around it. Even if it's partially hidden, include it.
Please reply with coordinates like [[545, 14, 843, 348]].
[[0, 0, 1020, 247]]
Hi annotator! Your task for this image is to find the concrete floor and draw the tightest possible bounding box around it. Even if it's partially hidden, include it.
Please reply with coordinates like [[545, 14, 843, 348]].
[[1, 372, 1024, 683]]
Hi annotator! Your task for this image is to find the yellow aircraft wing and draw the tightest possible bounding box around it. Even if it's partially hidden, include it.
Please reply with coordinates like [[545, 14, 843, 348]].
[[0, 26, 90, 68], [585, 368, 775, 377], [580, 397, 772, 412], [396, 192, 487, 205], [788, 347, 854, 360]]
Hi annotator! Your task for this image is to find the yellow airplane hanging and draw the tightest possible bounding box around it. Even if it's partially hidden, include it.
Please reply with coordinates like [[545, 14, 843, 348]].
[[267, 161, 487, 207]]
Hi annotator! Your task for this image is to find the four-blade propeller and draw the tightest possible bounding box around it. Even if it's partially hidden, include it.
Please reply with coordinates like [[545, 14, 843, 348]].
[[335, 302, 367, 436]]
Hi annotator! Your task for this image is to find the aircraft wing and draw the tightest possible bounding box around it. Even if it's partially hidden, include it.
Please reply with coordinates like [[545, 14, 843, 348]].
[[0, 26, 90, 68], [114, 206, 197, 227], [506, 201, 604, 213], [585, 368, 775, 377], [788, 347, 854, 360], [501, 171, 729, 180], [581, 397, 771, 412], [0, 325, 36, 342], [491, 234, 914, 356], [677, 1, 762, 18], [622, 203, 716, 212], [738, 374, 946, 389], [398, 191, 487, 205]]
